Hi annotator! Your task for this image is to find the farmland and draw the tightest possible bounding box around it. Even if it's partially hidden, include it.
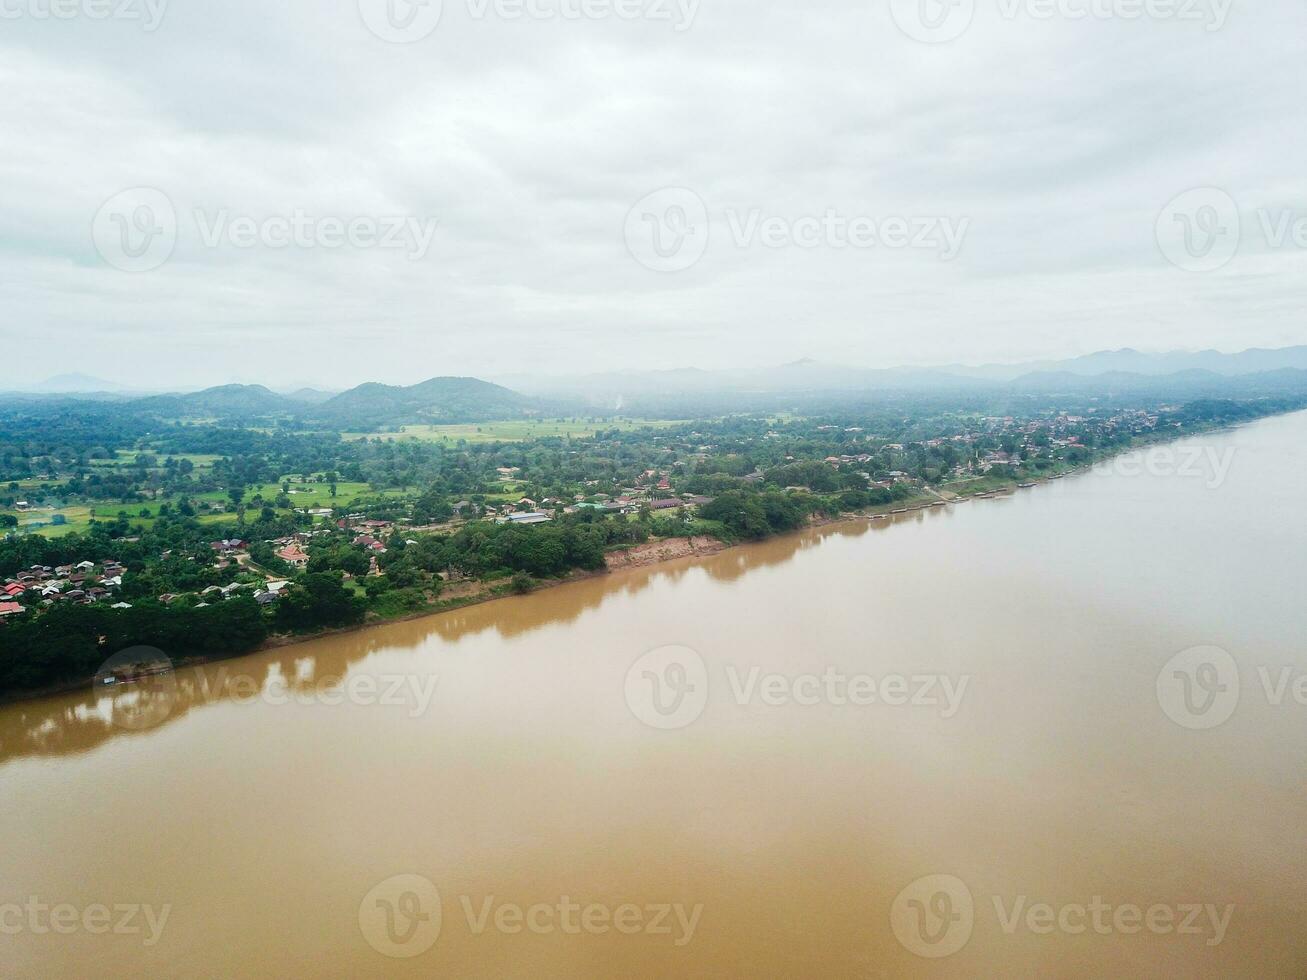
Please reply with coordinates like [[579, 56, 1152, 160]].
[[343, 418, 685, 444]]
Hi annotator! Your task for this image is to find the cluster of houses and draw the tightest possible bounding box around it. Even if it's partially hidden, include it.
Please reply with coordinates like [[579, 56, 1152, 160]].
[[491, 488, 715, 526], [1, 559, 129, 617]]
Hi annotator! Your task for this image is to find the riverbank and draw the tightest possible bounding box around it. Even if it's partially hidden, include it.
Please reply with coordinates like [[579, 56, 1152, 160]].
[[0, 412, 1286, 708]]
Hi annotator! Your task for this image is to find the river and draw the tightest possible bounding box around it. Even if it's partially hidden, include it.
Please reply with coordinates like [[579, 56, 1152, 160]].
[[3, 411, 1306, 977]]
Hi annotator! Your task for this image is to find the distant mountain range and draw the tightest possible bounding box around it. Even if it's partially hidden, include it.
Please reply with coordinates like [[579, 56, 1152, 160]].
[[0, 377, 543, 426], [940, 346, 1307, 381], [494, 346, 1307, 401], [5, 346, 1307, 424], [26, 373, 127, 395]]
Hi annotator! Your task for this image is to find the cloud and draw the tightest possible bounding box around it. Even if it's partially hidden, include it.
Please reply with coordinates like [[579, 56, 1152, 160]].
[[2, 0, 1305, 388]]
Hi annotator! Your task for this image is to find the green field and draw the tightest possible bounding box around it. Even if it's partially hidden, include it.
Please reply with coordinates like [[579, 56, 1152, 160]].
[[85, 450, 223, 469], [2, 480, 401, 539], [343, 418, 685, 444], [1, 505, 95, 537]]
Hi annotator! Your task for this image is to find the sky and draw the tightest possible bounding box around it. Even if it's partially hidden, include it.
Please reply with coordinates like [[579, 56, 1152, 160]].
[[2, 0, 1306, 391]]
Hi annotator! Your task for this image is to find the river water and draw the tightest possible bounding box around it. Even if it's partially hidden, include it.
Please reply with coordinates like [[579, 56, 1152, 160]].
[[3, 412, 1306, 977]]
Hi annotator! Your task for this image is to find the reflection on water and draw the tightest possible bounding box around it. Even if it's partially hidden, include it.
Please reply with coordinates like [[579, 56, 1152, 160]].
[[4, 415, 1307, 978], [0, 516, 894, 767]]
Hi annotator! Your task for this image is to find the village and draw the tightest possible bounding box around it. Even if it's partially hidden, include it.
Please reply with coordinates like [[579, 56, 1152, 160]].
[[0, 402, 1181, 628]]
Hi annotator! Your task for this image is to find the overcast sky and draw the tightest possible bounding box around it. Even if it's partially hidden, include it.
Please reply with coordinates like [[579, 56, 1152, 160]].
[[2, 0, 1305, 390]]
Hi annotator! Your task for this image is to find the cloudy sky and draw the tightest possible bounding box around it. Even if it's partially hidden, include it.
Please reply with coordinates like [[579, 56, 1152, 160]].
[[2, 0, 1305, 390]]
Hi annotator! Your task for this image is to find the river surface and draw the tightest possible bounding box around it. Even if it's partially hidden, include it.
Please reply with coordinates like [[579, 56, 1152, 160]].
[[3, 412, 1307, 977]]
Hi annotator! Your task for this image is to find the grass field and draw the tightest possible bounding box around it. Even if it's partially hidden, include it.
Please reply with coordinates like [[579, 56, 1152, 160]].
[[1, 505, 95, 537], [343, 418, 685, 444], [1, 480, 408, 539], [85, 450, 223, 469]]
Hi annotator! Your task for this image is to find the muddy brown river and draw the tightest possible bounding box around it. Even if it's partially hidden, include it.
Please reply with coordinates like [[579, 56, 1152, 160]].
[[3, 412, 1306, 977]]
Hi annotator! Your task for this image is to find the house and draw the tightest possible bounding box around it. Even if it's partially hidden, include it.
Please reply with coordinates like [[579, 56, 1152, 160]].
[[210, 539, 247, 555], [275, 544, 310, 568], [505, 512, 552, 526], [0, 602, 25, 617], [2, 583, 24, 598]]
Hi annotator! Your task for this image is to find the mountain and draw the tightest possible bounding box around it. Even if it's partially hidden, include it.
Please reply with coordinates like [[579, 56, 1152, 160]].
[[131, 384, 295, 418], [503, 346, 1307, 405], [283, 388, 337, 404], [498, 361, 985, 404], [943, 346, 1307, 381], [30, 373, 123, 394], [313, 377, 538, 425]]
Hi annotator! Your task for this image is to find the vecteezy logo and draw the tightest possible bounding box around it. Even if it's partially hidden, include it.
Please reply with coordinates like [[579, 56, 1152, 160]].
[[92, 187, 177, 273], [624, 188, 709, 273], [1157, 645, 1240, 730], [358, 0, 443, 42], [888, 0, 975, 43], [1156, 188, 1240, 272], [624, 645, 709, 730], [890, 874, 974, 959], [358, 874, 442, 958], [93, 646, 177, 731]]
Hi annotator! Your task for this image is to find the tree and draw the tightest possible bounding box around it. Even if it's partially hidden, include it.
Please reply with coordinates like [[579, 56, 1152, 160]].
[[274, 573, 366, 631]]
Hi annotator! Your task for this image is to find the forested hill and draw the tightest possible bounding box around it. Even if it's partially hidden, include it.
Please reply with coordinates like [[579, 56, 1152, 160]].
[[0, 377, 555, 428], [311, 377, 537, 426]]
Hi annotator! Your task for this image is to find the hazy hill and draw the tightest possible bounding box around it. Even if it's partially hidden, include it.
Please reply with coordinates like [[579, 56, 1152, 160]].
[[944, 346, 1307, 381], [29, 373, 124, 394], [502, 347, 1307, 405], [132, 384, 294, 418], [283, 388, 338, 404], [313, 376, 538, 426]]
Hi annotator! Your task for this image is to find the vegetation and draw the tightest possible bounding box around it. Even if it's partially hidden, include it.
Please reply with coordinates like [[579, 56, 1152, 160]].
[[2, 383, 1303, 700]]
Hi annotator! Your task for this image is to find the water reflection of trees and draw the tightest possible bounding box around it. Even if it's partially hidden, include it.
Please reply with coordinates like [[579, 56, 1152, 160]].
[[0, 517, 907, 767]]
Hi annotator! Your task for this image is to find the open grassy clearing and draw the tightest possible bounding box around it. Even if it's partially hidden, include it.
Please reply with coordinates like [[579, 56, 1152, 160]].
[[3, 480, 417, 538], [343, 418, 686, 444]]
